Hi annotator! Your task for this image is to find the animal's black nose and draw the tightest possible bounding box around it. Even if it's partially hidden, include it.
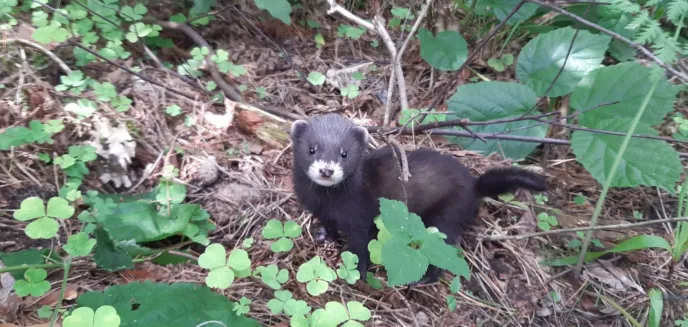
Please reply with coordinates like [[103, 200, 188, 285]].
[[319, 169, 334, 178]]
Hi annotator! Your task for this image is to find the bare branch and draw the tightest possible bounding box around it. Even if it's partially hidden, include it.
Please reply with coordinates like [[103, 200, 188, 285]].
[[1, 39, 72, 75]]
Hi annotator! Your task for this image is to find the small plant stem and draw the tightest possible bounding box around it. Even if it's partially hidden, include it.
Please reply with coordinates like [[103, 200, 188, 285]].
[[0, 258, 148, 274], [574, 69, 662, 277], [49, 256, 71, 327]]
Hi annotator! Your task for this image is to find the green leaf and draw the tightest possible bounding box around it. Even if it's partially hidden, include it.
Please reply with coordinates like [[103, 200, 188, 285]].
[[37, 305, 53, 318], [206, 266, 234, 289], [648, 288, 663, 327], [307, 72, 325, 85], [14, 268, 51, 297], [93, 228, 134, 272], [270, 237, 294, 252], [417, 28, 468, 71], [381, 238, 428, 286], [573, 194, 586, 205], [283, 220, 302, 238], [25, 217, 59, 239], [516, 27, 612, 97], [312, 302, 348, 327], [13, 197, 45, 221], [609, 235, 672, 253], [74, 281, 261, 327], [64, 232, 97, 257], [283, 299, 311, 317], [63, 306, 121, 327], [47, 197, 74, 219], [253, 0, 291, 25], [487, 0, 540, 25], [262, 219, 284, 239], [368, 240, 382, 264], [198, 243, 227, 270], [165, 104, 182, 117], [446, 81, 547, 160], [446, 295, 457, 311], [419, 235, 470, 278], [366, 272, 383, 290], [379, 198, 426, 241], [570, 63, 681, 193], [346, 301, 371, 321], [227, 249, 250, 271]]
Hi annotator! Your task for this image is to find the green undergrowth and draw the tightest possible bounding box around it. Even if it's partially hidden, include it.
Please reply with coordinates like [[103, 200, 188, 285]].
[[2, 0, 688, 326]]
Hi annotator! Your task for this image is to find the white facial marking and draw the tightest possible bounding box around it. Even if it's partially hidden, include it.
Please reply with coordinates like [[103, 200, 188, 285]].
[[307, 160, 344, 187]]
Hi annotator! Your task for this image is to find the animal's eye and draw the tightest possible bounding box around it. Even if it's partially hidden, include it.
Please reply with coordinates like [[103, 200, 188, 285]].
[[341, 151, 348, 159], [309, 147, 315, 155]]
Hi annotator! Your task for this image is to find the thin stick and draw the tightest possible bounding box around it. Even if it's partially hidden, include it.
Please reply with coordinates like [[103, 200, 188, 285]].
[[0, 39, 72, 74]]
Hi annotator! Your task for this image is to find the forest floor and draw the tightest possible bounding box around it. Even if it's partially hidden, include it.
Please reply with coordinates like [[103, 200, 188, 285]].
[[1, 1, 687, 327]]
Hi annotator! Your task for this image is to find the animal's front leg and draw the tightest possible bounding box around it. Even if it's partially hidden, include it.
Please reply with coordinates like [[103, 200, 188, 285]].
[[337, 215, 373, 278], [314, 220, 339, 244]]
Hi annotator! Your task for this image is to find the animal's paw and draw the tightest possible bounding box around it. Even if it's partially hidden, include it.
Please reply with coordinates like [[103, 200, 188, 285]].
[[314, 226, 336, 244]]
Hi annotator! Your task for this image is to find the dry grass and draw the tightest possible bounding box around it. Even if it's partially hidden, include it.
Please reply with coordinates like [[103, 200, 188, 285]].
[[2, 2, 688, 327]]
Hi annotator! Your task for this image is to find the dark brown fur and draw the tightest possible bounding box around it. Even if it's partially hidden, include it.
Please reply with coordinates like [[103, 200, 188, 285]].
[[290, 114, 548, 284]]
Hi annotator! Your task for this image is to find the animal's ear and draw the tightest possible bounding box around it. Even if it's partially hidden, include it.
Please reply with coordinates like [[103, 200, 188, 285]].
[[290, 120, 309, 140], [351, 125, 369, 146]]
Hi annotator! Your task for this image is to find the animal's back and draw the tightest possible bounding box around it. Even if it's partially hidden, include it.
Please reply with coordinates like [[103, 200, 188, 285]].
[[363, 146, 478, 217]]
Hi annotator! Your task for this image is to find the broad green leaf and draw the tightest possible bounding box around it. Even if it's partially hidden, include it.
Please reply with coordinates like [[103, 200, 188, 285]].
[[379, 198, 426, 241], [368, 240, 382, 264], [74, 281, 261, 327], [0, 249, 48, 280], [571, 130, 681, 192], [47, 197, 74, 219], [312, 302, 348, 326], [419, 235, 470, 278], [572, 63, 679, 129], [254, 0, 291, 25], [198, 243, 227, 269], [608, 235, 672, 253], [14, 268, 50, 297], [13, 197, 45, 221], [516, 27, 611, 97], [570, 63, 681, 192], [283, 299, 311, 317], [487, 0, 540, 25], [25, 217, 59, 239], [446, 81, 547, 160], [64, 232, 97, 257], [381, 238, 428, 286], [306, 280, 328, 296], [417, 28, 468, 71]]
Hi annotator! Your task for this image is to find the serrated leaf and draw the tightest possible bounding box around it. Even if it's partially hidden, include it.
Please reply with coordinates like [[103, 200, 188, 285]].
[[379, 198, 426, 241], [570, 63, 681, 192], [417, 28, 468, 71], [381, 238, 428, 286], [516, 27, 612, 97], [64, 232, 97, 257], [446, 81, 547, 160], [419, 235, 470, 278], [93, 228, 134, 272]]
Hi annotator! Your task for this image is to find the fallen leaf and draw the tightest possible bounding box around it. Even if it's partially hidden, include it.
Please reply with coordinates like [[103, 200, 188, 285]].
[[35, 284, 78, 307]]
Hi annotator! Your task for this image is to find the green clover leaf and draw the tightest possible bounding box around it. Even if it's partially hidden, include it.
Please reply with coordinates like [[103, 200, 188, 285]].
[[63, 305, 121, 327], [64, 232, 97, 257], [14, 268, 51, 297]]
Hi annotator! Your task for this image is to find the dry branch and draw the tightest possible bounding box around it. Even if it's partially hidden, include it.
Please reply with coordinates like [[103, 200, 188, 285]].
[[1, 39, 72, 75]]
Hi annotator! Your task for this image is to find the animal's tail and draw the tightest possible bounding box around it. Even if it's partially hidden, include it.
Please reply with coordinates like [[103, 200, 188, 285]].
[[475, 167, 548, 198]]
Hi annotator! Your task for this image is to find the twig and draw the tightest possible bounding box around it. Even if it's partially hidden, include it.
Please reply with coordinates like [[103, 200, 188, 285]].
[[326, 0, 409, 125], [424, 1, 528, 113], [484, 217, 688, 241], [527, 0, 688, 83], [0, 39, 72, 74], [382, 0, 434, 125]]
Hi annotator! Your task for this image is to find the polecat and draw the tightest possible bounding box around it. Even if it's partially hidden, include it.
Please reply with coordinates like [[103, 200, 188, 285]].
[[290, 113, 548, 285]]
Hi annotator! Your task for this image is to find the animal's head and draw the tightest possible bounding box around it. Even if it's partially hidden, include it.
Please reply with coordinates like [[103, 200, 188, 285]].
[[290, 114, 369, 187]]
